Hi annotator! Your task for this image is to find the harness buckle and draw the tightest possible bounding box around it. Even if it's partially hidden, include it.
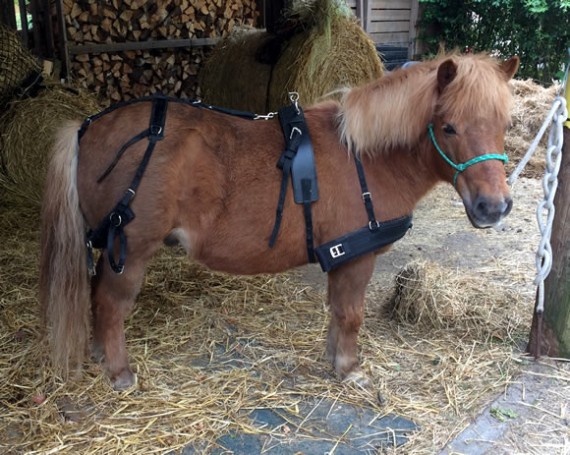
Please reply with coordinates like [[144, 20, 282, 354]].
[[330, 244, 346, 258], [362, 191, 372, 201], [369, 220, 381, 231]]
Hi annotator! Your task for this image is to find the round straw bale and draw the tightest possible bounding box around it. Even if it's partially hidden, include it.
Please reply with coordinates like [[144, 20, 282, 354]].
[[268, 15, 383, 109], [199, 5, 383, 113], [0, 24, 41, 105], [0, 85, 100, 206], [198, 29, 274, 113], [387, 261, 521, 338]]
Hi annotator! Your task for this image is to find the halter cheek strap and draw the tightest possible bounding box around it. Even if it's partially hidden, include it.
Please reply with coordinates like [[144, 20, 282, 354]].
[[427, 124, 508, 187]]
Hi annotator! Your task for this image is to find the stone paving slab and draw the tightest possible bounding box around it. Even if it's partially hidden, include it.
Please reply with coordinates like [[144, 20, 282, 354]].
[[182, 399, 417, 454], [440, 364, 569, 455], [180, 339, 417, 454]]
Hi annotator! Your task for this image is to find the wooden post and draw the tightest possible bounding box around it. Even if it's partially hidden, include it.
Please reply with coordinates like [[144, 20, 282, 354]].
[[528, 88, 570, 358], [0, 0, 17, 29], [264, 0, 288, 33]]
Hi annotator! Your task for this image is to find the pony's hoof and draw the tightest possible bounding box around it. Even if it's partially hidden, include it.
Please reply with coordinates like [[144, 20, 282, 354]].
[[343, 370, 371, 388], [111, 369, 137, 391]]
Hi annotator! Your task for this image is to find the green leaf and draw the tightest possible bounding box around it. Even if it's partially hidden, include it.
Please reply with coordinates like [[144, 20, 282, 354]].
[[490, 406, 518, 421]]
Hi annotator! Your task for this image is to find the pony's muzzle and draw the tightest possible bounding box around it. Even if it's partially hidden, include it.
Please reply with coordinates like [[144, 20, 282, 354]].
[[468, 194, 513, 228]]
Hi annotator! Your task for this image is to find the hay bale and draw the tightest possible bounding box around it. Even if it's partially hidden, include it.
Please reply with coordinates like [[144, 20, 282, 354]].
[[0, 85, 101, 206], [199, 0, 383, 112], [387, 261, 520, 338], [198, 29, 275, 113], [506, 79, 558, 179], [0, 24, 41, 106]]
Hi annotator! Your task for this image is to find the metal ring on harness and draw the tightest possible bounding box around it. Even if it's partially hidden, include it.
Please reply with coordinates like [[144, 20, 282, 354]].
[[109, 212, 122, 227], [150, 125, 163, 136]]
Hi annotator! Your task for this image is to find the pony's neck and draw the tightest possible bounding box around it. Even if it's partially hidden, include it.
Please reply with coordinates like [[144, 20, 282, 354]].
[[338, 63, 438, 156], [365, 135, 443, 219]]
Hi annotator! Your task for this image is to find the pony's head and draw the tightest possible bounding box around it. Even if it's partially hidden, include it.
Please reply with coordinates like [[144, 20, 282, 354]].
[[430, 54, 519, 228]]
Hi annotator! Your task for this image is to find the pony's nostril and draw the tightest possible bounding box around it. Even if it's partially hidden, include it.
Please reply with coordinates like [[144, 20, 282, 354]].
[[472, 195, 512, 223], [475, 199, 488, 216]]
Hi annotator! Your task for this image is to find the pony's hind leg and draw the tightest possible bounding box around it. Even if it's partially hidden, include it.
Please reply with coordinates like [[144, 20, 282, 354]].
[[91, 248, 154, 390], [326, 255, 376, 385]]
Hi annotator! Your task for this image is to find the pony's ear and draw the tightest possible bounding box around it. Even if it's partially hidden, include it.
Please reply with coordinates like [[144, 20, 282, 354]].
[[500, 56, 520, 80], [437, 59, 457, 92]]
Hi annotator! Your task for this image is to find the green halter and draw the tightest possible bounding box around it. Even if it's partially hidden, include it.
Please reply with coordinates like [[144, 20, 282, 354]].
[[427, 124, 508, 187]]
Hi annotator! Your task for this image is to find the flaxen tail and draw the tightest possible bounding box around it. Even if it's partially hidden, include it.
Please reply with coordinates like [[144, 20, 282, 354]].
[[39, 119, 90, 377]]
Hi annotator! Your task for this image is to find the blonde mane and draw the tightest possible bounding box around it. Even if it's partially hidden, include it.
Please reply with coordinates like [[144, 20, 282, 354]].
[[338, 53, 514, 155]]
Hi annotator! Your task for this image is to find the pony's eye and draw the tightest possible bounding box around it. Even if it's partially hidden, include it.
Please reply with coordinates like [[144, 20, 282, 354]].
[[443, 124, 456, 135]]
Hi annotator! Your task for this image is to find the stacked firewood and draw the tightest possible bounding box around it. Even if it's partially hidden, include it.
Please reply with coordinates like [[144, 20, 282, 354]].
[[63, 0, 259, 104]]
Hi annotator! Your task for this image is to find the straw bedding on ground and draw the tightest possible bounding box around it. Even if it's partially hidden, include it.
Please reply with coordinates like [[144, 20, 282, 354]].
[[1, 182, 562, 453]]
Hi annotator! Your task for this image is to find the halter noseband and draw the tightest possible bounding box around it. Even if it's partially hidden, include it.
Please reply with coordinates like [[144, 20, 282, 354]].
[[427, 124, 508, 187]]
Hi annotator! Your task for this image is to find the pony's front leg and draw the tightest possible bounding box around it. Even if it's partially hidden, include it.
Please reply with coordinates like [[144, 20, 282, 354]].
[[91, 254, 147, 390], [326, 255, 376, 385]]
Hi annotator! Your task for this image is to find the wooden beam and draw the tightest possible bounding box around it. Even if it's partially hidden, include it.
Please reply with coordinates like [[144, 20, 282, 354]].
[[264, 0, 288, 33], [55, 0, 70, 79], [363, 0, 371, 32], [408, 0, 419, 58], [67, 38, 219, 55], [18, 0, 28, 47], [0, 0, 17, 29]]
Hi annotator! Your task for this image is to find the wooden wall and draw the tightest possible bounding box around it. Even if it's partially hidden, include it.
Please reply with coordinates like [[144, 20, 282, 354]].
[[345, 0, 419, 57]]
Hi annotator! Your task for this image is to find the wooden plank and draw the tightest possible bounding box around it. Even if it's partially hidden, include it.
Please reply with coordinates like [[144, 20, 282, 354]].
[[368, 31, 409, 44], [368, 21, 409, 34], [371, 0, 411, 8], [68, 38, 219, 55], [370, 10, 410, 21]]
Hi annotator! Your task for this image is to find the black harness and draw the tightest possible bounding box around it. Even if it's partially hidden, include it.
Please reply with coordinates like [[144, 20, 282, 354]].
[[269, 98, 412, 272], [79, 95, 263, 275], [82, 97, 168, 274], [79, 94, 412, 275]]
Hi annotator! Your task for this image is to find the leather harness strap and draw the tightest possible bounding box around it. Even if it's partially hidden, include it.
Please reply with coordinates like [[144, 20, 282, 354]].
[[85, 96, 168, 274], [269, 101, 318, 262], [80, 94, 412, 276]]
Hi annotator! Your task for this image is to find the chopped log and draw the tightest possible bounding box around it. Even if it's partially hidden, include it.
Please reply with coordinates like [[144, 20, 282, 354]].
[[64, 0, 260, 105]]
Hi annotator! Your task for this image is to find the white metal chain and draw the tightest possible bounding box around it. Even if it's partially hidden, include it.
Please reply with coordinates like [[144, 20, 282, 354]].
[[508, 91, 568, 314]]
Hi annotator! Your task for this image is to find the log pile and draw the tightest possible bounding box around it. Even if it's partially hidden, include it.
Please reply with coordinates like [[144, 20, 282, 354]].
[[63, 0, 259, 105]]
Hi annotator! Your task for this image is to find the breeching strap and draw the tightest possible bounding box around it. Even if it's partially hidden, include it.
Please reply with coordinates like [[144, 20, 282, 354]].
[[85, 97, 168, 274], [427, 124, 508, 187]]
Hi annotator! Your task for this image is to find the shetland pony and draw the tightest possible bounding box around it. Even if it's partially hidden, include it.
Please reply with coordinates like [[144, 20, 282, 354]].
[[40, 53, 519, 390]]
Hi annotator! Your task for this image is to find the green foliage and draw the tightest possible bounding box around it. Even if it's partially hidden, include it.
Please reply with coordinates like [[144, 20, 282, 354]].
[[418, 0, 570, 84]]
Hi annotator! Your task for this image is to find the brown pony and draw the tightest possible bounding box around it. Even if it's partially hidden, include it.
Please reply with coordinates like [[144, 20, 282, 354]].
[[40, 53, 519, 390]]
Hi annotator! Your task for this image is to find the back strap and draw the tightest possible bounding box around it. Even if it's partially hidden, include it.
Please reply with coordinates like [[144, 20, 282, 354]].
[[268, 96, 320, 263]]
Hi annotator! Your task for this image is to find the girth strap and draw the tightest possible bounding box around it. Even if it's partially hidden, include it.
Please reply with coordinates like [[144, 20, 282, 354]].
[[314, 154, 413, 272], [86, 96, 168, 274]]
